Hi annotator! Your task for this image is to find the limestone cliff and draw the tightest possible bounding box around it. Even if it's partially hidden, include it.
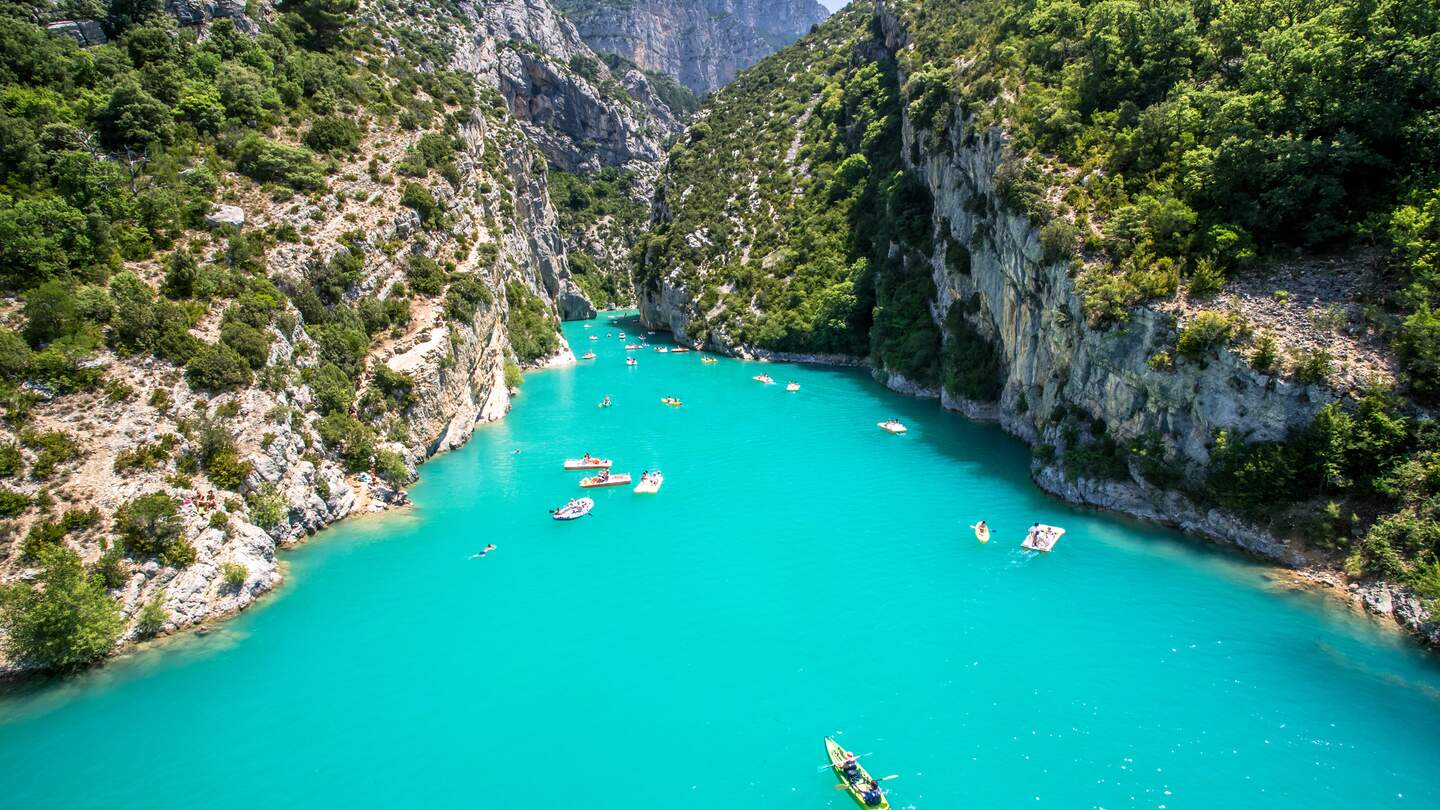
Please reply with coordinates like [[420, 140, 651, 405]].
[[0, 0, 671, 675], [555, 0, 829, 94]]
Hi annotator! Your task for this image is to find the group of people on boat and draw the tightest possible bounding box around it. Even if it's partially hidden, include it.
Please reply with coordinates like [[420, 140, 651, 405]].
[[839, 752, 884, 807], [1027, 523, 1059, 550]]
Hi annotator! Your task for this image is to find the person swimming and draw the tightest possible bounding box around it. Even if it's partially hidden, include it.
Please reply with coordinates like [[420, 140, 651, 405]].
[[469, 544, 497, 559]]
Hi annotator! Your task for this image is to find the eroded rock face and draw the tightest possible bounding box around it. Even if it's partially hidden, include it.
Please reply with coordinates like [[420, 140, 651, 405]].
[[0, 0, 628, 676], [458, 0, 681, 174], [45, 20, 107, 46], [166, 0, 262, 35], [557, 0, 830, 94]]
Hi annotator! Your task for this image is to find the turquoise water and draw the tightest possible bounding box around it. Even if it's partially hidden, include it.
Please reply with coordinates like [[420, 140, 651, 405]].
[[4, 313, 1440, 809]]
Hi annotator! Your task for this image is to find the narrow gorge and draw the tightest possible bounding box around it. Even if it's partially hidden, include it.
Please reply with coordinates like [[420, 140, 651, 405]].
[[636, 0, 1440, 645]]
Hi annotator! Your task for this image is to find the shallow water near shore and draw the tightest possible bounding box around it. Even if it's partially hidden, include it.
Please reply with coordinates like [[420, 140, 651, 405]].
[[4, 313, 1440, 809]]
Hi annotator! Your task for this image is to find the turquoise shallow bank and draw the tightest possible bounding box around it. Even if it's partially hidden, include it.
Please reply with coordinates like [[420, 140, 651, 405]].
[[4, 313, 1440, 809]]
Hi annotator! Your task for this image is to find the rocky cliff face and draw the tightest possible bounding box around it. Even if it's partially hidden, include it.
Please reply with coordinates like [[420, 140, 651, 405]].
[[556, 0, 829, 94], [0, 0, 675, 675], [461, 0, 681, 178]]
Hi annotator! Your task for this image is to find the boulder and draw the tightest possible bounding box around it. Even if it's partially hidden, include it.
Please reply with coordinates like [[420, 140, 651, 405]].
[[205, 204, 246, 229], [45, 20, 107, 47]]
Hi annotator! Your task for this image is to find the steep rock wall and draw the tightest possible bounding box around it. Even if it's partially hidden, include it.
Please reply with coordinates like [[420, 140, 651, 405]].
[[557, 0, 829, 94]]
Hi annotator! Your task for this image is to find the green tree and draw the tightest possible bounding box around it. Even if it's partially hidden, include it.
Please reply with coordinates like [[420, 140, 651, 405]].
[[0, 545, 122, 671], [97, 81, 172, 150], [21, 279, 79, 347], [282, 0, 358, 51]]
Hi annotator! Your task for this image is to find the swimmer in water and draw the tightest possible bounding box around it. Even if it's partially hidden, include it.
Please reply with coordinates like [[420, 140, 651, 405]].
[[469, 544, 498, 559]]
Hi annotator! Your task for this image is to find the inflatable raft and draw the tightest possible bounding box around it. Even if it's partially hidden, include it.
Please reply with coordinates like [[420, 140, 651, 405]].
[[1021, 524, 1066, 552], [972, 523, 990, 543], [551, 498, 594, 520]]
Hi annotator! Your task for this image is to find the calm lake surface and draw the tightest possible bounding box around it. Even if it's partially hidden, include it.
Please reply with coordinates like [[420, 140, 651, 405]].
[[4, 313, 1440, 809]]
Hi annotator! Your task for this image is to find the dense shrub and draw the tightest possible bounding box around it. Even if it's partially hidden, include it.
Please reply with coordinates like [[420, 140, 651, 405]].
[[233, 134, 325, 191], [114, 492, 195, 567], [1176, 311, 1238, 361], [315, 413, 376, 472], [503, 282, 559, 362], [246, 482, 288, 528], [304, 115, 362, 153], [405, 254, 445, 296], [0, 545, 122, 671], [445, 275, 492, 322], [309, 362, 356, 415], [186, 342, 253, 391], [222, 562, 248, 589], [136, 593, 169, 638]]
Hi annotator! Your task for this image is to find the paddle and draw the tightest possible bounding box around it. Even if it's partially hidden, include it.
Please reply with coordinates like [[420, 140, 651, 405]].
[[834, 775, 896, 788], [817, 752, 872, 771]]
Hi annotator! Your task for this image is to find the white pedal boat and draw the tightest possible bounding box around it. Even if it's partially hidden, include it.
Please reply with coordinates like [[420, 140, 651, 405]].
[[580, 472, 632, 488], [1021, 524, 1066, 552], [878, 420, 907, 434], [785, 382, 800, 392], [753, 374, 774, 384], [634, 472, 664, 494], [552, 497, 594, 520], [563, 457, 611, 471]]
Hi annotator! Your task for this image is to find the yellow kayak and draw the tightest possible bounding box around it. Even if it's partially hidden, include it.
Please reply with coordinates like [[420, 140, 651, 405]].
[[825, 737, 890, 809]]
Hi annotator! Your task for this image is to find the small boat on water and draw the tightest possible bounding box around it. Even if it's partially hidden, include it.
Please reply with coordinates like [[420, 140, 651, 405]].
[[660, 397, 683, 407], [971, 521, 990, 543], [551, 497, 594, 520], [634, 471, 664, 494], [786, 382, 800, 392], [701, 357, 719, 364], [580, 471, 632, 488], [619, 332, 626, 339], [589, 335, 598, 341], [581, 351, 597, 360], [656, 347, 669, 353], [563, 456, 611, 470], [878, 420, 907, 434], [597, 396, 612, 408], [753, 374, 774, 384], [1022, 523, 1066, 552], [626, 344, 643, 350], [626, 357, 638, 366], [825, 737, 891, 809], [670, 347, 691, 353]]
